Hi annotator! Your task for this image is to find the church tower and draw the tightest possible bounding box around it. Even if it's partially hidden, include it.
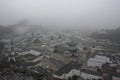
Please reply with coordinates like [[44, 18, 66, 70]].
[[8, 39, 16, 62]]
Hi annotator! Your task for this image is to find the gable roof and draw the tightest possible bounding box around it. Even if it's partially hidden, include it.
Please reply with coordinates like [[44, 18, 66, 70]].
[[55, 61, 82, 76]]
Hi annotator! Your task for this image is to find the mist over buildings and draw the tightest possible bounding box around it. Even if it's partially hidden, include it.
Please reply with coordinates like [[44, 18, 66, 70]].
[[0, 0, 120, 33], [1, 1, 120, 80]]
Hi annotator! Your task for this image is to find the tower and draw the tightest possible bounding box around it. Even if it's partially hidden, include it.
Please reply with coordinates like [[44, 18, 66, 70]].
[[8, 39, 16, 62]]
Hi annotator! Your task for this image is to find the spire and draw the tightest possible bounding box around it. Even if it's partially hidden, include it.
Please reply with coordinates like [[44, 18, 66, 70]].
[[11, 38, 14, 52]]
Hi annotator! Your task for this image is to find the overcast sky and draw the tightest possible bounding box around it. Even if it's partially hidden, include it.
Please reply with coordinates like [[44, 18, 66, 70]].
[[0, 0, 120, 30]]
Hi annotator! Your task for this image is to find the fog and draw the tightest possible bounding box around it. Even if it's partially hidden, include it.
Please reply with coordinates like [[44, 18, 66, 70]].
[[0, 0, 120, 30]]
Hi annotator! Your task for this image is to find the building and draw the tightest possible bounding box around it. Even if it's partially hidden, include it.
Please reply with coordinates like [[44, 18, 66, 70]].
[[53, 61, 103, 80], [54, 61, 82, 80], [87, 55, 111, 67]]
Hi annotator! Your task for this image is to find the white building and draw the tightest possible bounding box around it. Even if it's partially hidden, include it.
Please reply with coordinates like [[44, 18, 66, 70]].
[[87, 55, 111, 67]]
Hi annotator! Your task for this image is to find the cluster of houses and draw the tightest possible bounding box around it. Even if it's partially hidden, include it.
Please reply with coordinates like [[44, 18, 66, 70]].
[[52, 50, 120, 80], [0, 31, 120, 80]]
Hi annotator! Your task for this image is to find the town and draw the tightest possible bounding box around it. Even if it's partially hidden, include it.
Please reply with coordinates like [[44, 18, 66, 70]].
[[0, 28, 120, 80], [0, 0, 120, 80]]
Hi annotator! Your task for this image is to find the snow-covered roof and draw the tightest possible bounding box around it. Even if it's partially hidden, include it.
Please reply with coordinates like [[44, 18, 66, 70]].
[[19, 50, 41, 56], [88, 55, 110, 63]]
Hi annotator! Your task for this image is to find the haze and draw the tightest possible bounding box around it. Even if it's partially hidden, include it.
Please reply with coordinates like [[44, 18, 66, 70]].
[[0, 0, 120, 30]]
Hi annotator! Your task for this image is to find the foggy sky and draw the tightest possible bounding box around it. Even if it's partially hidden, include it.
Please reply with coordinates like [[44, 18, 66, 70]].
[[0, 0, 120, 30]]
